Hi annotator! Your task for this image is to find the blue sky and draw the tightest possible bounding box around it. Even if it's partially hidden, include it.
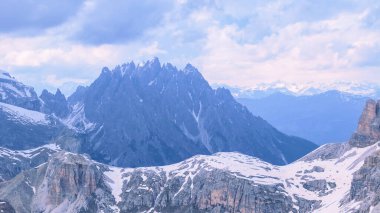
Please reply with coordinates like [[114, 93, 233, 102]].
[[1, 0, 380, 95]]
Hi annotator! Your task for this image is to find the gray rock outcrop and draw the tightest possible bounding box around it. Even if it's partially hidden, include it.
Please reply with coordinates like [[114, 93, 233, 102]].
[[349, 149, 380, 212], [118, 169, 295, 213], [0, 152, 116, 213]]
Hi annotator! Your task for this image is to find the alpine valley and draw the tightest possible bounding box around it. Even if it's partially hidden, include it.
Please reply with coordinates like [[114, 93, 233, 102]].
[[0, 59, 379, 213]]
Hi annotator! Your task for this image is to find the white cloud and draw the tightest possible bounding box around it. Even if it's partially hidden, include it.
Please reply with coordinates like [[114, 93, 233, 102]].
[[44, 74, 88, 87], [1, 0, 380, 94], [138, 42, 167, 57], [194, 9, 380, 88]]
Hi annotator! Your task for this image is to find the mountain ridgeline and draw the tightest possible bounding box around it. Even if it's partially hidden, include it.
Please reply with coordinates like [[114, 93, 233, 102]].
[[0, 59, 317, 168]]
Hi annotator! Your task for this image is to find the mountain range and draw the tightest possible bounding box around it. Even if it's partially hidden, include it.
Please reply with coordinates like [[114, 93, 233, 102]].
[[217, 81, 380, 99], [236, 91, 368, 144], [0, 59, 317, 168], [0, 98, 379, 212], [2, 59, 380, 212]]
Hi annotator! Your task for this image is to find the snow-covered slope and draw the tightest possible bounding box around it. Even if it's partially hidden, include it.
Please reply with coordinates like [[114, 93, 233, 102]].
[[101, 142, 380, 212], [0, 102, 49, 125]]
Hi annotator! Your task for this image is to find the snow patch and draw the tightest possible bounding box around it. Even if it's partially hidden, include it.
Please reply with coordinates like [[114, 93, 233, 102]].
[[0, 102, 49, 125], [105, 167, 125, 204]]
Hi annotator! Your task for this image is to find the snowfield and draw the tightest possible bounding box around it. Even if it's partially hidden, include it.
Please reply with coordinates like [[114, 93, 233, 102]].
[[0, 102, 50, 125]]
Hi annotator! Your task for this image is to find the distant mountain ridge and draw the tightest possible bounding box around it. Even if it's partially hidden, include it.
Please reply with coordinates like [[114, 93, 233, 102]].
[[216, 81, 380, 99], [235, 90, 368, 144]]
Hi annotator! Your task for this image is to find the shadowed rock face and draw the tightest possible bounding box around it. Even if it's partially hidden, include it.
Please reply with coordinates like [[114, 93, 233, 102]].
[[0, 200, 15, 213], [40, 89, 70, 118], [350, 99, 380, 147]]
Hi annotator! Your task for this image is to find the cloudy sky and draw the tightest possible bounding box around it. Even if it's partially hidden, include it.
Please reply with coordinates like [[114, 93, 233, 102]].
[[1, 0, 380, 94]]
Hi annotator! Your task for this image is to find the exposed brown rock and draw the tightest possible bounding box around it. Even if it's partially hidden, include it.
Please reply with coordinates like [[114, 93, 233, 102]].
[[349, 99, 380, 147]]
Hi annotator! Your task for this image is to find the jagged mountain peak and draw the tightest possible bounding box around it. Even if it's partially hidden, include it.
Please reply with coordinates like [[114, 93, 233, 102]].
[[55, 88, 64, 96], [40, 88, 66, 99], [183, 63, 198, 73], [39, 88, 69, 118], [140, 57, 160, 69], [65, 60, 316, 167], [100, 58, 203, 81]]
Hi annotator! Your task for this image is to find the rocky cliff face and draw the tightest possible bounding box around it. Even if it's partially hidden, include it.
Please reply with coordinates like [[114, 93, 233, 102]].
[[349, 148, 380, 212], [350, 99, 380, 147], [117, 169, 295, 213], [0, 152, 116, 213]]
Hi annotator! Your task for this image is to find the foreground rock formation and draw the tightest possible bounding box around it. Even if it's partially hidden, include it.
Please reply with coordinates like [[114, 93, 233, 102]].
[[0, 139, 379, 212]]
